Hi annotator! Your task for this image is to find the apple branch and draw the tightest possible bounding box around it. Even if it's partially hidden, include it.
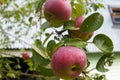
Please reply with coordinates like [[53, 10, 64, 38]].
[[0, 69, 42, 78]]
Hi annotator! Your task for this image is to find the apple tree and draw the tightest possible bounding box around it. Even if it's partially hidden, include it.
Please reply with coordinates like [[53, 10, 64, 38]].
[[0, 0, 114, 80]]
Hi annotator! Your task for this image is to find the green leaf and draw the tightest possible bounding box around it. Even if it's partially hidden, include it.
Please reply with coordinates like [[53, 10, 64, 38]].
[[63, 20, 79, 30], [92, 4, 99, 11], [76, 0, 85, 16], [36, 66, 55, 77], [15, 31, 20, 34], [32, 50, 50, 66], [32, 39, 50, 66], [66, 39, 88, 48], [14, 3, 19, 8], [98, 3, 105, 9], [80, 13, 104, 32], [36, 0, 46, 12], [35, 39, 45, 52], [41, 21, 51, 31], [93, 34, 114, 55], [43, 32, 53, 45], [75, 3, 85, 17], [14, 13, 20, 21], [96, 55, 109, 72], [46, 40, 56, 58], [7, 73, 16, 78], [28, 17, 33, 23], [71, 0, 85, 18], [52, 42, 64, 53]]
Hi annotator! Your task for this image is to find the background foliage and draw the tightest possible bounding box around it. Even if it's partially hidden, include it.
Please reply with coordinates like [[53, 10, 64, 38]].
[[0, 0, 115, 80]]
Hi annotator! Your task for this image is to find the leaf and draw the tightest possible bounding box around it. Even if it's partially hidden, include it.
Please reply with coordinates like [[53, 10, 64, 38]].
[[46, 40, 56, 58], [71, 0, 85, 18], [76, 0, 85, 16], [32, 50, 50, 66], [96, 55, 109, 72], [35, 39, 45, 52], [36, 66, 55, 77], [7, 73, 16, 78], [31, 39, 50, 66], [75, 3, 85, 17], [15, 31, 20, 34], [43, 32, 53, 45], [63, 20, 79, 30], [98, 3, 105, 9], [80, 13, 104, 32], [52, 42, 64, 53], [36, 0, 46, 12], [92, 3, 99, 11], [14, 3, 19, 8], [66, 39, 88, 48], [28, 17, 33, 23], [15, 13, 20, 21], [41, 21, 51, 31], [93, 34, 114, 55]]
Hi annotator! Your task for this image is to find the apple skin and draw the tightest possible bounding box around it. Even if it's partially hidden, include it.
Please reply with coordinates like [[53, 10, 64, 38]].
[[22, 53, 30, 59], [75, 16, 85, 28], [69, 17, 94, 41], [51, 46, 87, 79], [44, 0, 72, 27]]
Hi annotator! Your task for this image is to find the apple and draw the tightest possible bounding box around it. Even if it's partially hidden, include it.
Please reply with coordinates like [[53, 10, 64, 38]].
[[22, 53, 30, 59], [75, 16, 85, 28], [51, 46, 87, 79], [69, 16, 94, 41], [44, 0, 72, 27]]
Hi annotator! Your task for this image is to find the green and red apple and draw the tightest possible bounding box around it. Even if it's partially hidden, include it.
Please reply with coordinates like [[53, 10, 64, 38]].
[[44, 0, 72, 27], [22, 52, 31, 59], [51, 46, 87, 79], [69, 16, 94, 41]]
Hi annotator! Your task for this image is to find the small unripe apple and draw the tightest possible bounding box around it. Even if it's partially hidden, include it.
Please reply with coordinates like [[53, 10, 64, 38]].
[[69, 16, 94, 41], [51, 46, 87, 79], [44, 0, 72, 27], [22, 53, 30, 59]]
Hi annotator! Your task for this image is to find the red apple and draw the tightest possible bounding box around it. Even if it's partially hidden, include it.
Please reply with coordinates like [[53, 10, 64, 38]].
[[51, 46, 87, 79], [75, 16, 85, 28], [69, 16, 94, 41], [22, 53, 30, 59], [44, 0, 72, 27]]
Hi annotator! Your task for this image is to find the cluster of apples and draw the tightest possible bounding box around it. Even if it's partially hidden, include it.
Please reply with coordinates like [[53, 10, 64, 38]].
[[44, 0, 93, 41], [44, 0, 90, 79]]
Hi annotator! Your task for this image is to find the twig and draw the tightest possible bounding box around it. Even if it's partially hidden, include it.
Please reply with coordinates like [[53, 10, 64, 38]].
[[88, 67, 96, 72], [0, 69, 42, 78]]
